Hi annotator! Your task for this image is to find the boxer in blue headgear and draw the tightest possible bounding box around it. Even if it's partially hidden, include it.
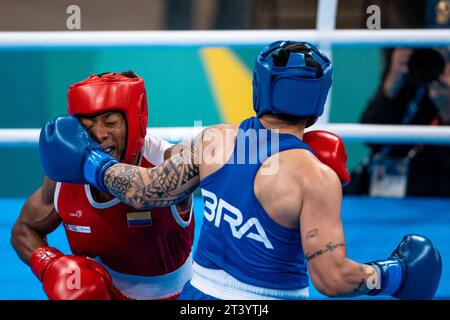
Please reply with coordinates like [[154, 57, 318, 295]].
[[39, 40, 441, 300], [253, 41, 332, 126]]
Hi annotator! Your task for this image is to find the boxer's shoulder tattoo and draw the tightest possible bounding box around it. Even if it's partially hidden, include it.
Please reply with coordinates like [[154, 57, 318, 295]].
[[104, 137, 201, 209], [305, 242, 345, 262]]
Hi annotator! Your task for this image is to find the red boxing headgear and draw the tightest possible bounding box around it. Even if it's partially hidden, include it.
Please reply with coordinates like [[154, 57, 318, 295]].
[[67, 73, 148, 164]]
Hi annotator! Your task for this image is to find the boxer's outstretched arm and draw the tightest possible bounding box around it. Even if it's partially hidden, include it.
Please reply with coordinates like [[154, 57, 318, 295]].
[[103, 133, 203, 210], [163, 144, 193, 215], [300, 165, 378, 298]]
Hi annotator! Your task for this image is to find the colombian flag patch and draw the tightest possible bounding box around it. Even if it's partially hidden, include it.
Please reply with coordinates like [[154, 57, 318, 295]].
[[127, 211, 152, 227]]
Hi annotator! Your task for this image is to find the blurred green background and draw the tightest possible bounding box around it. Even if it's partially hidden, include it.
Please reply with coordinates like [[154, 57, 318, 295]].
[[0, 46, 382, 197]]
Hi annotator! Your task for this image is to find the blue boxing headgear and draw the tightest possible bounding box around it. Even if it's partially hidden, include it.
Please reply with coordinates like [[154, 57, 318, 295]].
[[253, 41, 332, 125]]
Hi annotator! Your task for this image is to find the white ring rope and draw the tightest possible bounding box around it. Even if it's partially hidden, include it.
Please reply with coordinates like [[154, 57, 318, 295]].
[[1, 30, 450, 48], [2, 29, 450, 146], [1, 124, 450, 147]]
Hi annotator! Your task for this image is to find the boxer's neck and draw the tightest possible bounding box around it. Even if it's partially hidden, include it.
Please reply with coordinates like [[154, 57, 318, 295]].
[[259, 115, 306, 140]]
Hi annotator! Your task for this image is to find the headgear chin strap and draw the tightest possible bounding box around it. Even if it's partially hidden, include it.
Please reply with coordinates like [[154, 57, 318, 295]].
[[253, 41, 332, 126], [67, 72, 148, 164]]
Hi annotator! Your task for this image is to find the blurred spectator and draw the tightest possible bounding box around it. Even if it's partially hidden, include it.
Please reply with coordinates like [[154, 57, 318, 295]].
[[191, 0, 253, 30], [345, 47, 450, 197], [426, 0, 450, 28]]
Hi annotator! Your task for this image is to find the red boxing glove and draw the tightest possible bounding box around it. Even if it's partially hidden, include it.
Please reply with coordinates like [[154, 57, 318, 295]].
[[303, 130, 351, 186], [30, 246, 122, 300]]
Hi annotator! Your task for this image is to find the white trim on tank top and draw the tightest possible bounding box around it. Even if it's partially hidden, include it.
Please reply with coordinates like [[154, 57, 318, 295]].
[[54, 182, 62, 213], [190, 262, 309, 300], [97, 252, 193, 300], [170, 195, 194, 228]]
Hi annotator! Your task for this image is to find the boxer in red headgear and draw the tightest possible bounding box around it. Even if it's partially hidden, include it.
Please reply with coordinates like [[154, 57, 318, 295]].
[[12, 71, 195, 300], [67, 71, 148, 165]]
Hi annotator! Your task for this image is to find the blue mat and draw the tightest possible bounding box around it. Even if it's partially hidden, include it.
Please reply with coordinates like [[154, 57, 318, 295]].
[[1, 196, 448, 299]]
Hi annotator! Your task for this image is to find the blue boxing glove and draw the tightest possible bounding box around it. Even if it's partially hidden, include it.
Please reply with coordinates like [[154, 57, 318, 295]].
[[39, 115, 118, 193], [367, 234, 442, 300]]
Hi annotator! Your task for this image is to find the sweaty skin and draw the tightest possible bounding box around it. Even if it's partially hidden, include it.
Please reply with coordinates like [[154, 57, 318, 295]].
[[11, 111, 191, 265], [102, 115, 379, 298]]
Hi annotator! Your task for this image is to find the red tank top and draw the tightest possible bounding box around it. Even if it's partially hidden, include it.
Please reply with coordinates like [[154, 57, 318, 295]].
[[54, 135, 195, 277]]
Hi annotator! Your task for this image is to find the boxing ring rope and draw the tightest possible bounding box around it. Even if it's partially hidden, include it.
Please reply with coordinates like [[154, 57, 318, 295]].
[[0, 29, 450, 48], [1, 29, 449, 147], [1, 124, 450, 147]]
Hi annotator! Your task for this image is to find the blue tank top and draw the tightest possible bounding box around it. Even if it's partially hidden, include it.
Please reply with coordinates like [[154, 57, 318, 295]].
[[194, 117, 313, 290]]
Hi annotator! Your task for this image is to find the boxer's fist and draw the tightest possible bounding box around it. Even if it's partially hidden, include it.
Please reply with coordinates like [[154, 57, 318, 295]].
[[303, 130, 350, 185], [368, 234, 442, 300], [39, 115, 117, 192], [391, 235, 442, 299], [30, 246, 117, 300]]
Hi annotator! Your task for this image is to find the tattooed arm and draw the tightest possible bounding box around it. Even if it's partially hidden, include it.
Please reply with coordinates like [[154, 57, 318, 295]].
[[300, 163, 378, 298], [163, 143, 193, 215], [103, 133, 202, 210]]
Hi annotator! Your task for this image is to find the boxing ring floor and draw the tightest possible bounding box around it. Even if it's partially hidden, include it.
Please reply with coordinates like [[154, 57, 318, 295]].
[[0, 196, 448, 300]]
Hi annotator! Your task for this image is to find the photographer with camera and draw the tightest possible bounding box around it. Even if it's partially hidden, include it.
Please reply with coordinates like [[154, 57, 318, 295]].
[[346, 47, 450, 197]]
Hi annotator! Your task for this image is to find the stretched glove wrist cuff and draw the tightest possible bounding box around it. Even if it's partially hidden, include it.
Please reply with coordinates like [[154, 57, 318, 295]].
[[30, 246, 63, 281], [83, 150, 118, 193], [367, 259, 404, 296]]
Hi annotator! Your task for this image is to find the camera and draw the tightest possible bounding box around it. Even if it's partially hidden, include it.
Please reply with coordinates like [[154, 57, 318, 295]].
[[408, 48, 448, 83]]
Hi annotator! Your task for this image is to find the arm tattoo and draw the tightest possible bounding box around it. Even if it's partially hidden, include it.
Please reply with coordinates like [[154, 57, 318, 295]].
[[349, 265, 377, 296], [352, 279, 365, 295], [305, 242, 345, 262], [103, 136, 201, 209], [305, 229, 319, 239], [351, 266, 367, 295]]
